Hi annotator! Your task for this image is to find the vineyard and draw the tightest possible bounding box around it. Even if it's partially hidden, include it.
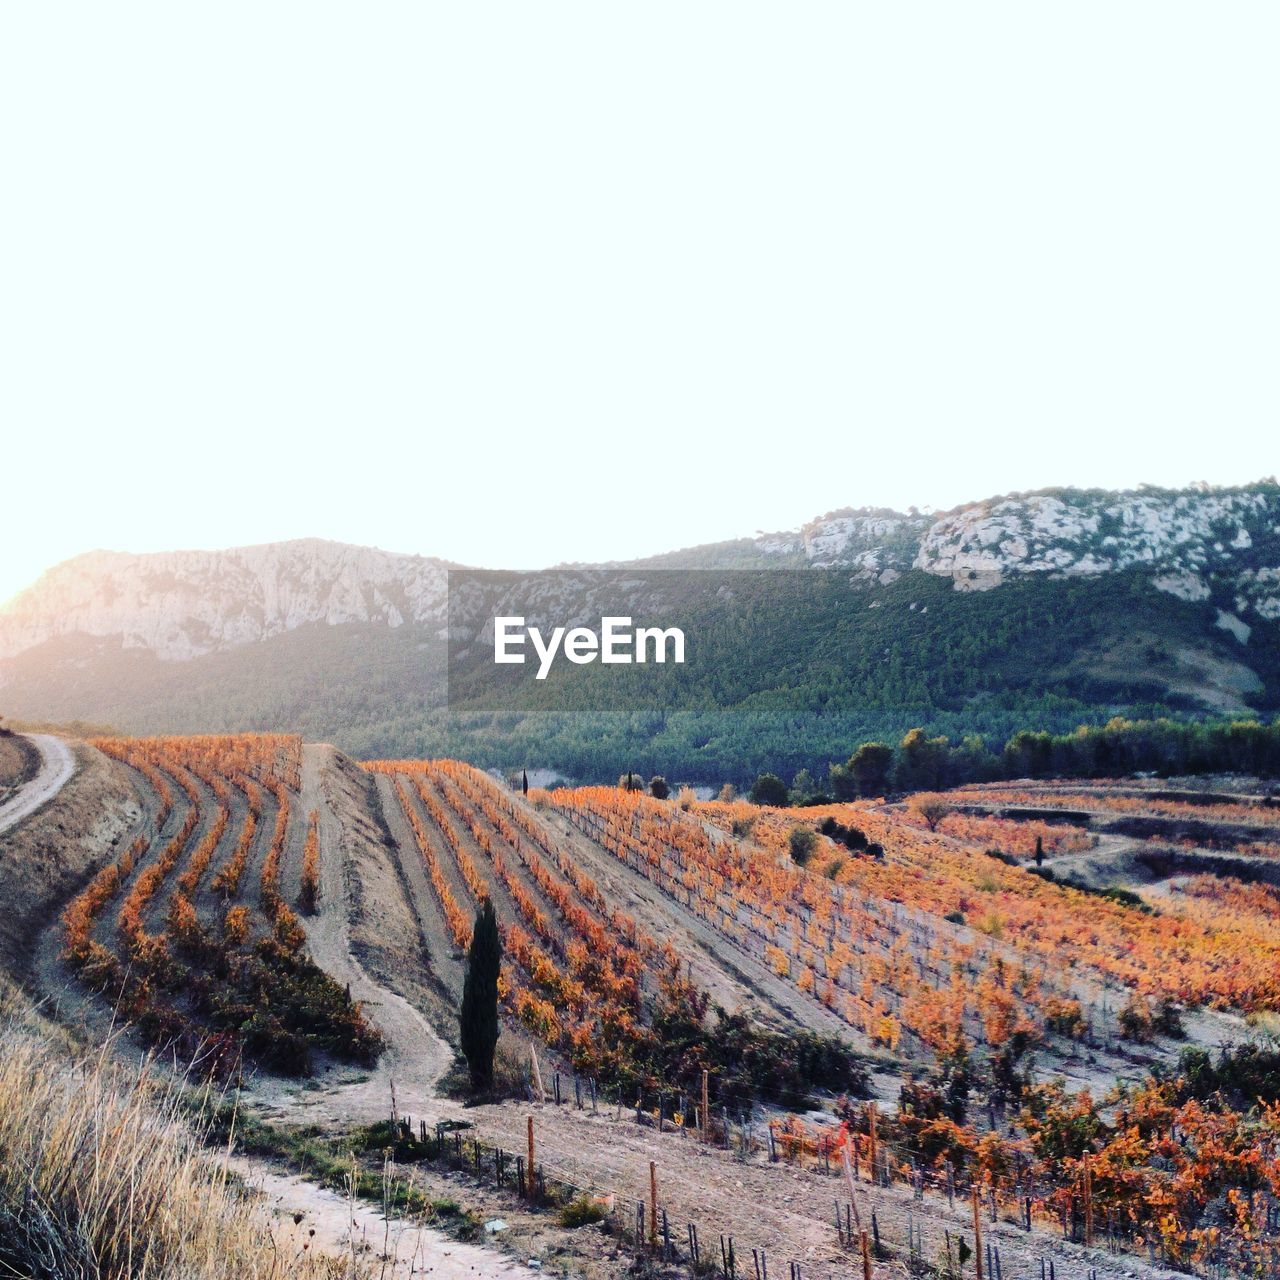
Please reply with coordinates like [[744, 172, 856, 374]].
[[61, 734, 382, 1075], [532, 781, 1280, 1272], [34, 737, 1280, 1276], [367, 760, 863, 1106]]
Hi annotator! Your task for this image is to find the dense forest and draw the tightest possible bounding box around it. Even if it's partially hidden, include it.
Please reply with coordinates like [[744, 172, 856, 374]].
[[5, 570, 1279, 785]]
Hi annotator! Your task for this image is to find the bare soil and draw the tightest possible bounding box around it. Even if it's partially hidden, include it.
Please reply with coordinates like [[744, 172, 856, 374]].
[[0, 738, 137, 980], [243, 745, 454, 1130], [0, 732, 39, 803]]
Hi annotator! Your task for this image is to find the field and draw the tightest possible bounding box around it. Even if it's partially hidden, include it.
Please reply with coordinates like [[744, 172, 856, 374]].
[[60, 734, 382, 1075], [16, 735, 1280, 1279]]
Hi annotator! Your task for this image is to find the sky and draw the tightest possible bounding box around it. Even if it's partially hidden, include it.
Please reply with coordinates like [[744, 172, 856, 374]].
[[1, 4, 1277, 606]]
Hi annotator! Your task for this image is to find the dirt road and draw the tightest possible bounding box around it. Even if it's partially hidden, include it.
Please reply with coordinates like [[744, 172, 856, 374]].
[[233, 1159, 543, 1280], [0, 734, 75, 836], [246, 744, 454, 1130]]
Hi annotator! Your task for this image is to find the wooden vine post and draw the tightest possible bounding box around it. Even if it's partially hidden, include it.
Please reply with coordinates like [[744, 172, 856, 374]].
[[867, 1103, 878, 1182], [860, 1228, 871, 1279], [649, 1161, 658, 1246], [971, 1184, 985, 1280], [841, 1137, 863, 1229], [527, 1115, 536, 1201], [1083, 1155, 1093, 1246], [701, 1068, 710, 1143]]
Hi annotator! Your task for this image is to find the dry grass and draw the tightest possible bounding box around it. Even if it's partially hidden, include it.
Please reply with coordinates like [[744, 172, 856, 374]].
[[0, 1000, 364, 1279]]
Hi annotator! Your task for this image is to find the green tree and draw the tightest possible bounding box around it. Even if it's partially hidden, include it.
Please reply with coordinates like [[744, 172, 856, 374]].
[[789, 768, 820, 805], [894, 728, 951, 793], [847, 742, 894, 797], [460, 898, 501, 1090], [649, 775, 670, 799], [749, 773, 789, 806], [827, 762, 857, 801]]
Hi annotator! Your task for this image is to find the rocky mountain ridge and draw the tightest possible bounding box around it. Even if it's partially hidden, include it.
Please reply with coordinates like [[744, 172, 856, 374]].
[[2, 482, 1277, 665], [0, 539, 452, 662], [785, 483, 1280, 621]]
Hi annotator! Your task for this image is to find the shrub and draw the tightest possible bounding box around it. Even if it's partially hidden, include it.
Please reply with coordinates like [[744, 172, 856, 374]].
[[1118, 995, 1181, 1043], [559, 1194, 608, 1228], [788, 826, 817, 865]]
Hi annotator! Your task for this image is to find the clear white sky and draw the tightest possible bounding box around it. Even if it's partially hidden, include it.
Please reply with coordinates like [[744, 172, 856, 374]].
[[2, 4, 1276, 605]]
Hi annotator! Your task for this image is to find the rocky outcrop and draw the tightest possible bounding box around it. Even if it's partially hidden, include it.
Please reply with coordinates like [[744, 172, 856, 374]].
[[764, 483, 1280, 623], [0, 539, 450, 661]]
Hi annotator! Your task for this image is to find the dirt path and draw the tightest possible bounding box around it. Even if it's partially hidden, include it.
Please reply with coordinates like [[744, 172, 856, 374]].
[[231, 1159, 544, 1280], [246, 745, 453, 1129], [438, 1096, 1177, 1280], [0, 733, 75, 835]]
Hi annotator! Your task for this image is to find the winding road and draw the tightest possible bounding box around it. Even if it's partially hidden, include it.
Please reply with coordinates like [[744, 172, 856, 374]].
[[0, 734, 75, 837]]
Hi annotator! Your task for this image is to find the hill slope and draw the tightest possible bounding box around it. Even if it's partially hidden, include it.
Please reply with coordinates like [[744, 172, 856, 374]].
[[3, 483, 1279, 779]]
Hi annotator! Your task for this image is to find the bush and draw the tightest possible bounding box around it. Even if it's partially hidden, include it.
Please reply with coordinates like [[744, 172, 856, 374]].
[[817, 815, 869, 851], [489, 1033, 532, 1100], [1118, 995, 1182, 1043], [559, 1194, 608, 1228], [1178, 1043, 1280, 1106], [649, 775, 670, 800], [788, 826, 817, 865]]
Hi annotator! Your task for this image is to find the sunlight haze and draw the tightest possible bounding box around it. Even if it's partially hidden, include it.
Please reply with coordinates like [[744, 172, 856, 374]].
[[2, 3, 1276, 605]]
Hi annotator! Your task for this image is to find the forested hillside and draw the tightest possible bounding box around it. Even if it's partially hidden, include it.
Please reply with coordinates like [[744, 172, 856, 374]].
[[5, 568, 1277, 782]]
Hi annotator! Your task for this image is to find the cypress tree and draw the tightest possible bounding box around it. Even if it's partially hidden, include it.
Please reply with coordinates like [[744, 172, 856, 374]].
[[460, 898, 501, 1090]]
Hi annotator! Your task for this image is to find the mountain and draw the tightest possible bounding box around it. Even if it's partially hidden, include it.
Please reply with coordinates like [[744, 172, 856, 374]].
[[0, 539, 453, 662], [3, 482, 1279, 780]]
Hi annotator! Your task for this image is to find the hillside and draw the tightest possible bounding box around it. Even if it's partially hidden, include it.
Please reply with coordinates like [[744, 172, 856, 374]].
[[14, 727, 1280, 1278], [3, 482, 1279, 780]]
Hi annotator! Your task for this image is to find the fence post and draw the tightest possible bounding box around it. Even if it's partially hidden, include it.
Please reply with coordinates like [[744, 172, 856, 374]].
[[527, 1115, 536, 1202], [860, 1230, 871, 1280], [971, 1185, 985, 1280], [649, 1160, 658, 1246], [1083, 1155, 1093, 1246]]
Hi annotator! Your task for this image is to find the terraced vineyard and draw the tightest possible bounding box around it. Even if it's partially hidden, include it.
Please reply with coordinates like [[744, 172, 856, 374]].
[[368, 759, 863, 1105], [61, 734, 382, 1075], [41, 737, 1280, 1276], [357, 761, 1280, 1275]]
